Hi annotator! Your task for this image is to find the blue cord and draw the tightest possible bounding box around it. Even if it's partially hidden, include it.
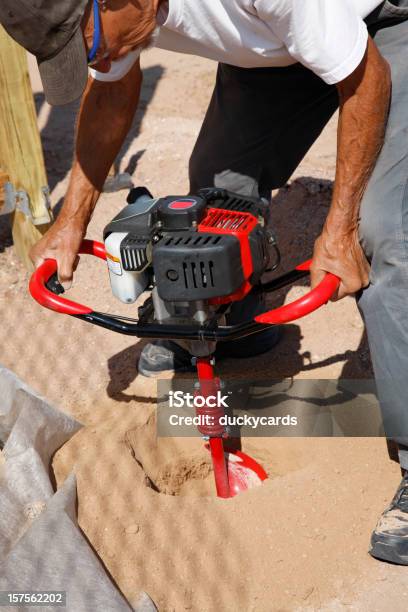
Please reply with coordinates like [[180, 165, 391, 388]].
[[87, 0, 101, 63]]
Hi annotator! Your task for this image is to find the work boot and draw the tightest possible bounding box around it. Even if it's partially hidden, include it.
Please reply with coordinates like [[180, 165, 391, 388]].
[[137, 293, 283, 377], [370, 471, 408, 565], [138, 340, 197, 377]]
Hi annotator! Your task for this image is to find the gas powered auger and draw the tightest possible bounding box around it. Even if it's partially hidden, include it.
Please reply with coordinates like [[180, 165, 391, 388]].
[[30, 187, 339, 498]]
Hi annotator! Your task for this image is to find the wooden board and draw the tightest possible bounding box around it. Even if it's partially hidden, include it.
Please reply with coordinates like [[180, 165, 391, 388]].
[[0, 26, 52, 270]]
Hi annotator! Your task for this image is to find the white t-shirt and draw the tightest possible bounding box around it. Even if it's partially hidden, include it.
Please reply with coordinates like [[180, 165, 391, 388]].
[[90, 0, 382, 85]]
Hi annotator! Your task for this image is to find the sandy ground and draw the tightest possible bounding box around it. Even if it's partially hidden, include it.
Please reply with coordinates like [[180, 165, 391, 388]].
[[0, 49, 406, 611]]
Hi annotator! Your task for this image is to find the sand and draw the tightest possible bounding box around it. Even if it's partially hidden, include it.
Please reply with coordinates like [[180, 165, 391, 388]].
[[0, 48, 406, 611]]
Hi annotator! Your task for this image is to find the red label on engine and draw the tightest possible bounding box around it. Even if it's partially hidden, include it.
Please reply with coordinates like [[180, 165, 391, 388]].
[[168, 199, 196, 210]]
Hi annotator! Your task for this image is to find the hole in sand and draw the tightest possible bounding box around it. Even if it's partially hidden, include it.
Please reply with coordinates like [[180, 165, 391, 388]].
[[124, 414, 308, 497], [125, 417, 215, 496], [148, 455, 214, 497]]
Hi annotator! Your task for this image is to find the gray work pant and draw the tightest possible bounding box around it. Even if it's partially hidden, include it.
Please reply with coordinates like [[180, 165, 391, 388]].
[[188, 2, 408, 467]]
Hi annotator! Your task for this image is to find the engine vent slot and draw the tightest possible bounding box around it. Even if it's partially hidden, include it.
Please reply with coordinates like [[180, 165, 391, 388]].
[[200, 209, 256, 233], [182, 260, 215, 290], [220, 196, 253, 212], [120, 235, 150, 272], [198, 188, 270, 221], [164, 234, 221, 246]]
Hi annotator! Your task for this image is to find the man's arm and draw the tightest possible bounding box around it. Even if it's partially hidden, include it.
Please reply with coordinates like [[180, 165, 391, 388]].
[[310, 37, 391, 299], [30, 59, 142, 284]]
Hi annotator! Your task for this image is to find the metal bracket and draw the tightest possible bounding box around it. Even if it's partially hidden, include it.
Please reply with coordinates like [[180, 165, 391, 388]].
[[1, 182, 52, 224]]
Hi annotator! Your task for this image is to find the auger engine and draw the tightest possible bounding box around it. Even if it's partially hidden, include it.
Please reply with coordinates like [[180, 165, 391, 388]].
[[103, 187, 276, 355]]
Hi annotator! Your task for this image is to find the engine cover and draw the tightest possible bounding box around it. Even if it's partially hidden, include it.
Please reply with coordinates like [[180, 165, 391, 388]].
[[153, 207, 270, 302], [153, 231, 243, 301], [103, 187, 273, 305]]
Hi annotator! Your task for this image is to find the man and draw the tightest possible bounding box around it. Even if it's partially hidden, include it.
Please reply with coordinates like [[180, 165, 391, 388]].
[[1, 0, 408, 564]]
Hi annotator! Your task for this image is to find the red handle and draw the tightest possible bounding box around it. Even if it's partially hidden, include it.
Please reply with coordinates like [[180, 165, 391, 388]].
[[254, 259, 340, 325], [30, 248, 339, 325], [29, 239, 106, 315]]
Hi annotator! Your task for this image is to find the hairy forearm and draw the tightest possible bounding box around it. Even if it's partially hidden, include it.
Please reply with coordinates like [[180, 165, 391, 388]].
[[310, 38, 391, 299], [58, 61, 142, 228], [326, 37, 391, 235]]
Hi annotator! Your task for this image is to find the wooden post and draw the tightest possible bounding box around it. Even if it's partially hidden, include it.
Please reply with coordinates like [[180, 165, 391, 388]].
[[0, 26, 53, 271]]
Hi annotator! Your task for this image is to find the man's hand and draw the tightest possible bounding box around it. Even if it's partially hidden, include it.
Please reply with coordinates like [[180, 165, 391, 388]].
[[310, 227, 370, 301], [30, 218, 86, 286]]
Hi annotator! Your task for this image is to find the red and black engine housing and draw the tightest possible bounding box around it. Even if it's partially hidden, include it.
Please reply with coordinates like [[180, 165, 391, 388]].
[[103, 187, 272, 305]]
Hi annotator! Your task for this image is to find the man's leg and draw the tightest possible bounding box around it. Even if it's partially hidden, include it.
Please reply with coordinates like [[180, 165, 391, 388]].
[[189, 62, 338, 196], [356, 15, 408, 563], [138, 63, 338, 375]]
